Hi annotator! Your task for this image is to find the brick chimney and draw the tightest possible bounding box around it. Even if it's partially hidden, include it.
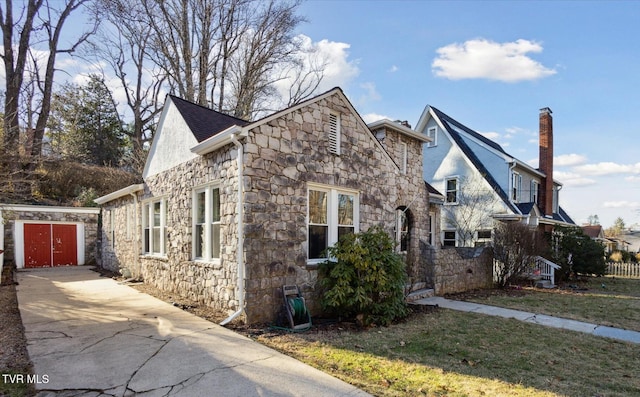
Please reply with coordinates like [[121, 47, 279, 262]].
[[539, 107, 553, 216]]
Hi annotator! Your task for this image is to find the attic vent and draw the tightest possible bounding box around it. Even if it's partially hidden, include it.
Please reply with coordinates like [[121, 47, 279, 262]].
[[328, 113, 340, 155]]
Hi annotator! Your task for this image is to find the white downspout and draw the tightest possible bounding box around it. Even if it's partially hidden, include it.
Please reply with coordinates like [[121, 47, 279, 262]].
[[221, 133, 245, 325], [129, 192, 140, 278]]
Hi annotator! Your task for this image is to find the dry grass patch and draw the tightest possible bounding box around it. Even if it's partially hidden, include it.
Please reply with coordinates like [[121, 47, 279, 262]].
[[255, 308, 640, 397]]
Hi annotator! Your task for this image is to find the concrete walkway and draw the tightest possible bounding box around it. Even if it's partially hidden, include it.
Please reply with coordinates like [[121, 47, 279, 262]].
[[16, 267, 370, 397], [415, 296, 640, 344]]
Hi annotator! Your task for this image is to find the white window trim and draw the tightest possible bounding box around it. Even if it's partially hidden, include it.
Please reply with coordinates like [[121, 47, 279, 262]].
[[427, 127, 437, 147], [531, 180, 539, 203], [443, 230, 457, 247], [511, 172, 522, 202], [142, 197, 167, 257], [395, 209, 409, 253], [307, 183, 359, 265], [444, 176, 459, 205], [192, 183, 222, 263]]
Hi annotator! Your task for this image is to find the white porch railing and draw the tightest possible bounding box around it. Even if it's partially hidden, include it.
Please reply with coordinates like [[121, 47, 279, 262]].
[[533, 256, 560, 287], [493, 256, 560, 287], [606, 262, 640, 279]]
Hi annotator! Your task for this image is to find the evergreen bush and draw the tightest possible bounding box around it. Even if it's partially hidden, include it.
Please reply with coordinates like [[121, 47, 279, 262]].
[[318, 226, 408, 326]]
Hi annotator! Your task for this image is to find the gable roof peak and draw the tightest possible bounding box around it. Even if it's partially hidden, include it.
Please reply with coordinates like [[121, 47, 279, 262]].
[[168, 94, 250, 143]]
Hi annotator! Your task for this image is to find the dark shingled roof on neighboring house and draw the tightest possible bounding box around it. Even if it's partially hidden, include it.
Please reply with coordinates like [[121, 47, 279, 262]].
[[169, 95, 250, 143], [430, 106, 575, 225], [430, 106, 519, 214]]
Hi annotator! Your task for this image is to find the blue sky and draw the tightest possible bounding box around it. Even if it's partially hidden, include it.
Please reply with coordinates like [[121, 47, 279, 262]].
[[11, 0, 639, 229], [293, 0, 640, 229]]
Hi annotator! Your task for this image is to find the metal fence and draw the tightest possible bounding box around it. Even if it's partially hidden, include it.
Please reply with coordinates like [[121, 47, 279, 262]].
[[606, 262, 640, 279]]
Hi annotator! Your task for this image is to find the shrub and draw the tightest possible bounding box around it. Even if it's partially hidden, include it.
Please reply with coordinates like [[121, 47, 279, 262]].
[[318, 226, 408, 326], [552, 226, 606, 280]]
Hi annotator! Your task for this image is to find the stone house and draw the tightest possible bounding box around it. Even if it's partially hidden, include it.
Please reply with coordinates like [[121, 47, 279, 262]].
[[95, 87, 437, 324]]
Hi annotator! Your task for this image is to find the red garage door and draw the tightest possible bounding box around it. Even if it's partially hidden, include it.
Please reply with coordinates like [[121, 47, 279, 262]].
[[24, 223, 77, 268]]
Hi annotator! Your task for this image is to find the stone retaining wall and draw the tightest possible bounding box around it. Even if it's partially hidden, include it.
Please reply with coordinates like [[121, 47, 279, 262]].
[[427, 246, 493, 295]]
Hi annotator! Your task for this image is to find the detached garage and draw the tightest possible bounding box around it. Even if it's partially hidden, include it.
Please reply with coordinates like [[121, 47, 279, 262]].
[[0, 204, 99, 272]]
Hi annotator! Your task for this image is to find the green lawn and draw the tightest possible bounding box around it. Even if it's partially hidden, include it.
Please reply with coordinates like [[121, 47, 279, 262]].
[[254, 277, 640, 397]]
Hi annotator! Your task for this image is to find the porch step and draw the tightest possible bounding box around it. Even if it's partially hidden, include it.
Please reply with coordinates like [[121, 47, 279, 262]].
[[535, 279, 556, 289], [406, 288, 435, 302]]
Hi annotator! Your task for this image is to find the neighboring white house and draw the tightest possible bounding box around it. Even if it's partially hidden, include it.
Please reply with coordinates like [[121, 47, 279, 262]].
[[415, 106, 575, 247]]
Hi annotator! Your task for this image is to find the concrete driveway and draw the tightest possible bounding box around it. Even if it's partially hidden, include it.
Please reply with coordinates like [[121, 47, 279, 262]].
[[16, 266, 370, 397]]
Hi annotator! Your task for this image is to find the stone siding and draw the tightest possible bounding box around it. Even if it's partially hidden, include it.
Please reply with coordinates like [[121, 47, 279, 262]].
[[242, 94, 430, 322], [426, 246, 493, 295], [98, 90, 435, 324]]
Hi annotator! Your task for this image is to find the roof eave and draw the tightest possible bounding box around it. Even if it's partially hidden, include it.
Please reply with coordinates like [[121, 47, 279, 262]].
[[94, 184, 145, 205], [367, 119, 432, 143], [191, 125, 247, 155]]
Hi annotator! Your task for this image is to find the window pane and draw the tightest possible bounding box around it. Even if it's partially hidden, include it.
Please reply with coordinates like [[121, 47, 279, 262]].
[[196, 192, 206, 224], [153, 202, 161, 226], [212, 188, 220, 222], [309, 190, 327, 224], [144, 228, 150, 253], [195, 224, 204, 258], [309, 225, 328, 259], [337, 194, 354, 226], [152, 227, 160, 253], [338, 226, 354, 241], [211, 223, 220, 258]]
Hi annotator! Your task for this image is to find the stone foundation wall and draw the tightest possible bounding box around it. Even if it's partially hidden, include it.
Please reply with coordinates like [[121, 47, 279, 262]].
[[427, 246, 493, 295]]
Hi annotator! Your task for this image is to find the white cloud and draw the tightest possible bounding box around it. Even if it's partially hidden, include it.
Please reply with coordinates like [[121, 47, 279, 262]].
[[573, 162, 640, 176], [555, 154, 588, 167], [389, 65, 399, 73], [361, 113, 389, 124], [625, 175, 640, 182], [432, 38, 557, 82], [604, 201, 640, 209], [554, 171, 597, 186], [310, 36, 360, 90], [359, 82, 381, 103]]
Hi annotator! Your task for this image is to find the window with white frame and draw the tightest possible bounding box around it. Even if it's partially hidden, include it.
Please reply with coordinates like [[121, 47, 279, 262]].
[[511, 172, 522, 202], [142, 198, 167, 255], [443, 230, 456, 247], [308, 184, 358, 262], [427, 127, 437, 147], [531, 180, 539, 204], [328, 112, 341, 155], [476, 229, 492, 246], [193, 185, 221, 262], [395, 208, 409, 253], [445, 177, 459, 204]]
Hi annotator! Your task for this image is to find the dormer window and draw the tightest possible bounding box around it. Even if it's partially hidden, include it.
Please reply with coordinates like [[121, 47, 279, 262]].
[[511, 172, 522, 202], [328, 112, 340, 155]]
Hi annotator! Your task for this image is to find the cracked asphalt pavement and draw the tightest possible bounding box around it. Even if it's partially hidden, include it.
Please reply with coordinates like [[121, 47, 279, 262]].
[[16, 267, 371, 397]]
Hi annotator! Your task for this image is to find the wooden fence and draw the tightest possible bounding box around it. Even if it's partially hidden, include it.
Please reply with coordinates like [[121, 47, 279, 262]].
[[606, 262, 640, 279]]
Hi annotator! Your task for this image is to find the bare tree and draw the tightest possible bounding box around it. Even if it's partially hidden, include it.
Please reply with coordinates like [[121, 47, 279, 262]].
[[0, 0, 97, 197], [90, 0, 165, 159], [492, 221, 544, 287], [443, 174, 503, 247], [134, 0, 316, 120]]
